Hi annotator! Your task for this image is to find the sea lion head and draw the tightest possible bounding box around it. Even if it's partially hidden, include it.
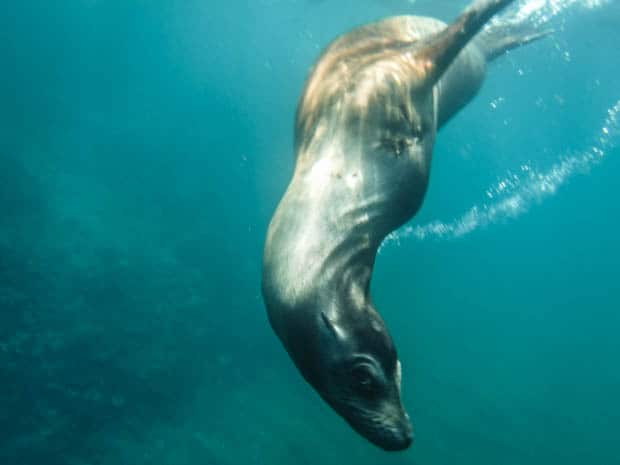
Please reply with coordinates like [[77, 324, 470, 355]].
[[299, 302, 413, 451]]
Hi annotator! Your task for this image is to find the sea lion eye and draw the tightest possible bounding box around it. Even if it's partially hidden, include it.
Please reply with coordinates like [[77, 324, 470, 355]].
[[350, 364, 378, 394]]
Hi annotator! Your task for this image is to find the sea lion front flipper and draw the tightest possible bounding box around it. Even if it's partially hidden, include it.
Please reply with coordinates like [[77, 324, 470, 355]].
[[411, 0, 516, 90]]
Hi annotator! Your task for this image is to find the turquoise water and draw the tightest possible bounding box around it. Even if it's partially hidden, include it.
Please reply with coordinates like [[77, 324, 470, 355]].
[[1, 1, 619, 464]]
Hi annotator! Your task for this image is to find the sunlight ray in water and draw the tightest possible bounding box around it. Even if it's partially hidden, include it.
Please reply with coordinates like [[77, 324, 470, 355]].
[[382, 98, 620, 246]]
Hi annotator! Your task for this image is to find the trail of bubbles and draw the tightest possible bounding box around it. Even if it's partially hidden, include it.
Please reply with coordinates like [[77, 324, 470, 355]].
[[382, 99, 620, 246], [491, 0, 610, 29]]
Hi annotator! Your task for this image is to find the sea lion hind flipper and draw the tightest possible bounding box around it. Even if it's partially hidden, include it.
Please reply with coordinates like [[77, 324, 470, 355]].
[[478, 25, 553, 61], [411, 0, 516, 90]]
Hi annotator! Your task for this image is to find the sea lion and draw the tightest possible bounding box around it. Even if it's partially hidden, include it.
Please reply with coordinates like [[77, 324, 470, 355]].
[[262, 0, 545, 451]]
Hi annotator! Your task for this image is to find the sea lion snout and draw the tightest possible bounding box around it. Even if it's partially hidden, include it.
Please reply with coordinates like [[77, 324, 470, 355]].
[[363, 405, 414, 451], [338, 389, 414, 451], [381, 418, 414, 451]]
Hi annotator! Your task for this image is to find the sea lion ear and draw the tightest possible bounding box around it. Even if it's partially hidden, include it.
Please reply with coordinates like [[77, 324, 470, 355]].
[[413, 0, 514, 90], [321, 311, 343, 340]]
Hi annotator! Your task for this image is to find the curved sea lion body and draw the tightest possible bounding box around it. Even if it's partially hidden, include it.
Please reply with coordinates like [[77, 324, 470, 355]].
[[262, 0, 545, 451]]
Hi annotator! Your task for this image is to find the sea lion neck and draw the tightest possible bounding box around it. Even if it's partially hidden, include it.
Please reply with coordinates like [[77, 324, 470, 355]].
[[262, 141, 384, 312]]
